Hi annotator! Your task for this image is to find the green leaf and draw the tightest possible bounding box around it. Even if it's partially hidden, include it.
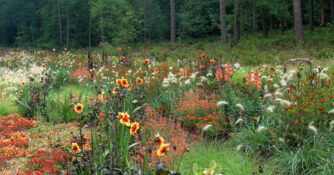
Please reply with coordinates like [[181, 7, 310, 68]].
[[128, 141, 141, 149], [132, 106, 142, 113]]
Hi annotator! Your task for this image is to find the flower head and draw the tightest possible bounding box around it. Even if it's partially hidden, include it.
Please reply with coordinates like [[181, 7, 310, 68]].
[[144, 59, 150, 65], [112, 87, 119, 94], [157, 143, 170, 157], [120, 113, 130, 126], [116, 79, 122, 86], [121, 79, 129, 87], [74, 103, 84, 114], [136, 78, 143, 85], [155, 133, 164, 146], [98, 92, 104, 102], [130, 122, 139, 135], [210, 59, 215, 65], [72, 143, 81, 154]]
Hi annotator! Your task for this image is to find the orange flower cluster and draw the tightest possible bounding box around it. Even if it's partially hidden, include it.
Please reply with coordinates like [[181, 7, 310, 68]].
[[133, 104, 198, 169], [0, 114, 38, 167], [177, 89, 226, 129], [216, 67, 223, 81], [177, 89, 219, 113], [69, 68, 92, 80], [224, 64, 232, 81], [246, 72, 261, 89]]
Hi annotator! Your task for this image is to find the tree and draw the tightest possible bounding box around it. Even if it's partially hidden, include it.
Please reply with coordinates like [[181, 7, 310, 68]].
[[293, 0, 304, 46], [320, 0, 325, 27], [331, 0, 334, 25], [100, 12, 105, 43], [170, 0, 176, 43], [57, 0, 63, 47], [309, 0, 314, 31], [252, 0, 258, 32], [66, 0, 70, 49], [234, 0, 240, 45], [220, 0, 227, 45], [143, 0, 148, 40]]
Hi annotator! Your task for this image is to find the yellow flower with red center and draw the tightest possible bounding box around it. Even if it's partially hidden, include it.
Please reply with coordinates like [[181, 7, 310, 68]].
[[127, 84, 132, 90], [98, 92, 105, 101], [120, 112, 130, 126], [157, 143, 170, 157], [72, 143, 81, 154], [74, 103, 84, 114], [155, 133, 164, 146], [121, 79, 129, 87], [136, 78, 143, 85], [42, 64, 46, 68], [201, 54, 207, 59], [130, 122, 139, 135], [116, 79, 122, 85], [112, 87, 119, 94], [117, 112, 125, 119]]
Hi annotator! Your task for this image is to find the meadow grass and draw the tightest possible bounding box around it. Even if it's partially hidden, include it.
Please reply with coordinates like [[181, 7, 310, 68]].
[[0, 97, 18, 116], [179, 141, 278, 175], [46, 85, 96, 123]]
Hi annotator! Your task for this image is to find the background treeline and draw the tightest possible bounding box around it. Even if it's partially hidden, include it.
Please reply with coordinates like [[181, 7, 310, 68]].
[[0, 0, 333, 48]]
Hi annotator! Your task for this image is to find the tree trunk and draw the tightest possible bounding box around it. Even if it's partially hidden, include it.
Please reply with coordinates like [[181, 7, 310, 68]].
[[220, 0, 227, 45], [170, 0, 176, 43], [100, 12, 105, 43], [331, 0, 334, 25], [144, 0, 148, 40], [66, 0, 70, 49], [309, 0, 314, 31], [57, 0, 63, 47], [234, 0, 240, 45], [293, 0, 304, 46], [270, 15, 274, 30], [30, 23, 35, 46], [252, 0, 258, 32], [17, 26, 21, 47], [320, 0, 325, 26], [262, 16, 268, 38], [89, 10, 92, 50]]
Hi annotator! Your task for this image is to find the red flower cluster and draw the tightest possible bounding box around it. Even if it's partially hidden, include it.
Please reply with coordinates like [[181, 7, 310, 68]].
[[24, 149, 70, 175]]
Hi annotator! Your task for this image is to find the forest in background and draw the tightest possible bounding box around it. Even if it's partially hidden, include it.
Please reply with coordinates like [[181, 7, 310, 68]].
[[0, 0, 334, 49]]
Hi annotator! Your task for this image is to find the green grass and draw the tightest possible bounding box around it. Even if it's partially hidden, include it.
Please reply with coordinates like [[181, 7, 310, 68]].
[[0, 97, 18, 116], [179, 141, 277, 175], [0, 95, 18, 116], [46, 85, 96, 123]]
